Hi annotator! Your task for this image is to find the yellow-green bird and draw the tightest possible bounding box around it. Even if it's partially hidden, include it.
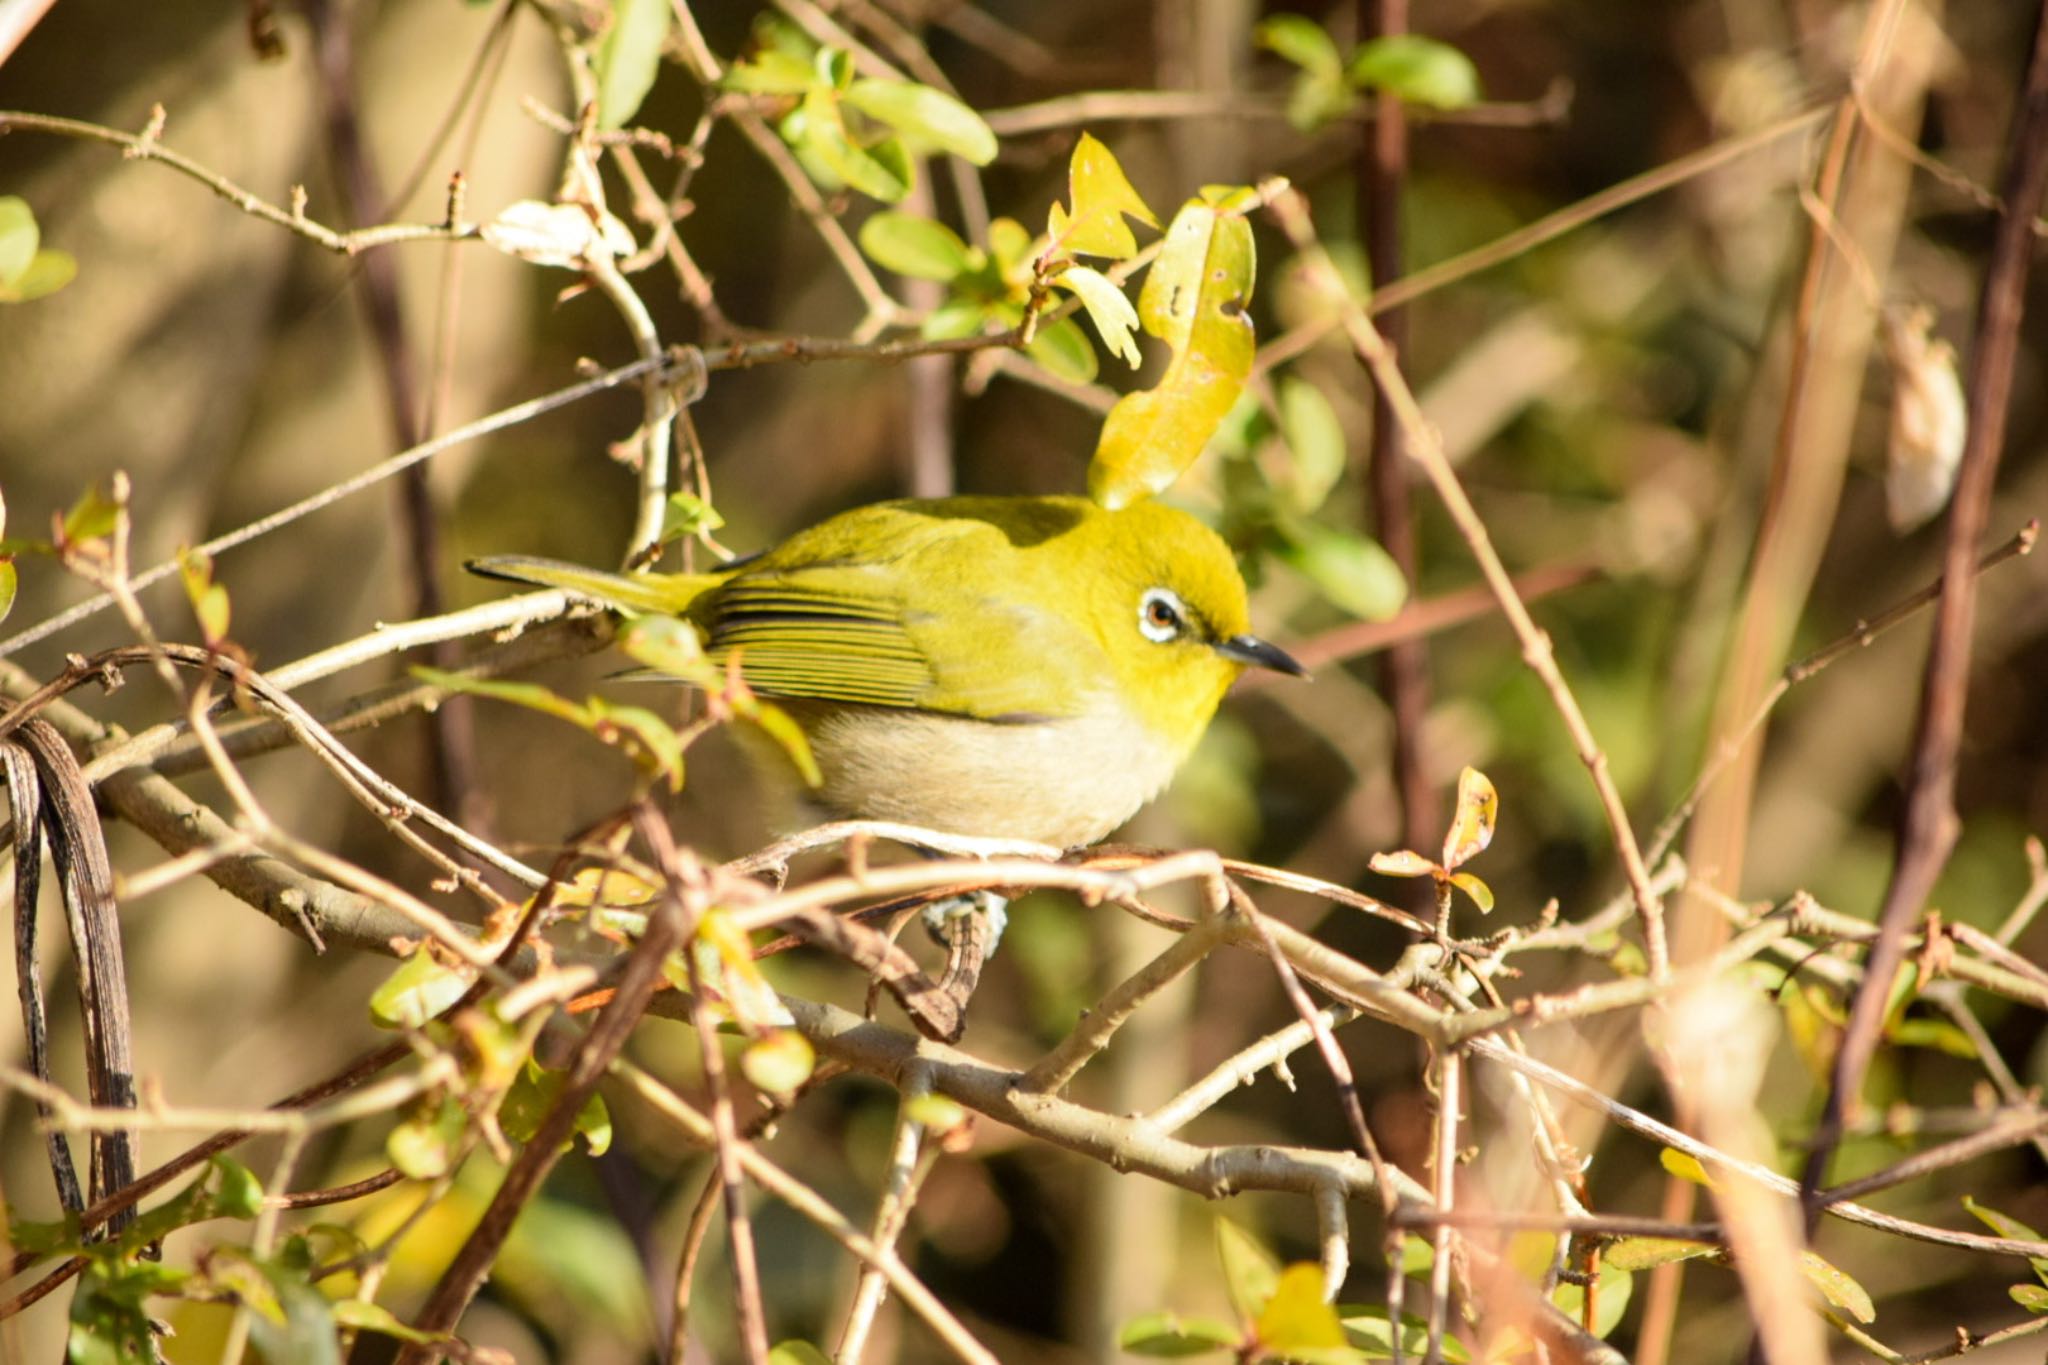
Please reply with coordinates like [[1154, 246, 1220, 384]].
[[471, 494, 1304, 847]]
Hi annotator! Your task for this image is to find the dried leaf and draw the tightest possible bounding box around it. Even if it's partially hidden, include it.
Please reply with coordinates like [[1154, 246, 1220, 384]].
[[1882, 305, 1966, 533], [483, 200, 636, 268], [1369, 849, 1437, 878]]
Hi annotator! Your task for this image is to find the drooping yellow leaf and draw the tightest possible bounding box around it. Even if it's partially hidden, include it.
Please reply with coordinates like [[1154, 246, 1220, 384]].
[[1441, 766, 1497, 870], [1088, 196, 1256, 508], [1798, 1250, 1874, 1323], [1449, 871, 1494, 915]]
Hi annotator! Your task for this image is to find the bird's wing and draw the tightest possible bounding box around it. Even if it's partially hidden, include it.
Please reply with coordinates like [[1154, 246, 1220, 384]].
[[702, 560, 1098, 722]]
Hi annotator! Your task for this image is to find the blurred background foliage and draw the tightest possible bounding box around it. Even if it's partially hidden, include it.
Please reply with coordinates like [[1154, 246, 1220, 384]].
[[2, 0, 2047, 1361]]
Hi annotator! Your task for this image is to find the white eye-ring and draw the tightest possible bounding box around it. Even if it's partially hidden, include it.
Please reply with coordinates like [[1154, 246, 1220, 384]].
[[1138, 587, 1188, 643]]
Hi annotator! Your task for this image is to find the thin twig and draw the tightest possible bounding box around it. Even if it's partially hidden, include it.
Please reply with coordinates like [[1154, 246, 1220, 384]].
[[0, 107, 479, 253], [979, 82, 1574, 136]]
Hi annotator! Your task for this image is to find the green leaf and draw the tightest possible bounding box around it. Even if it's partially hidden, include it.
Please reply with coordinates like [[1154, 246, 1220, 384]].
[[740, 1027, 816, 1097], [1254, 1264, 1359, 1362], [1047, 132, 1158, 261], [987, 215, 1034, 271], [1025, 315, 1100, 384], [213, 1157, 265, 1220], [1274, 521, 1406, 620], [242, 1257, 343, 1365], [1215, 1218, 1282, 1325], [1397, 1234, 1433, 1277], [412, 667, 595, 727], [588, 699, 686, 792], [68, 1260, 163, 1365], [1346, 35, 1481, 110], [659, 492, 725, 544], [798, 96, 913, 202], [923, 299, 993, 341], [1604, 1237, 1720, 1272], [1798, 1250, 1873, 1324], [1256, 16, 1342, 76], [904, 1093, 968, 1131], [0, 196, 38, 284], [1052, 264, 1141, 368], [1887, 1015, 1977, 1057], [331, 1299, 441, 1344], [1276, 377, 1347, 514], [387, 1097, 466, 1180], [1088, 195, 1256, 508], [62, 481, 121, 545], [369, 947, 473, 1029], [723, 49, 816, 95], [1549, 1259, 1631, 1339], [1337, 1306, 1468, 1361], [618, 615, 715, 686], [859, 210, 972, 280], [736, 696, 822, 787], [843, 79, 997, 164], [1118, 1312, 1240, 1357], [502, 1060, 613, 1154], [768, 1343, 835, 1365], [595, 0, 670, 129], [2011, 1284, 2048, 1313], [0, 557, 16, 628], [1963, 1197, 2048, 1284]]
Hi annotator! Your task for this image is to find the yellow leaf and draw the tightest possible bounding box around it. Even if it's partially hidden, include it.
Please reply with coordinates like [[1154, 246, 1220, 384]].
[[1048, 132, 1158, 261], [1659, 1148, 1715, 1187], [1088, 199, 1256, 508], [1441, 766, 1497, 870], [1449, 871, 1494, 915], [1253, 1264, 1346, 1355]]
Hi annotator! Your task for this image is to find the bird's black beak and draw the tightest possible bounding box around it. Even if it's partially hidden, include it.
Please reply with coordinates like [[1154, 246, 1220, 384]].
[[1215, 634, 1309, 678]]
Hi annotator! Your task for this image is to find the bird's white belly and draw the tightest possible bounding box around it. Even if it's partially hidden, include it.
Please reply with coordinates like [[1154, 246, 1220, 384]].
[[794, 703, 1184, 848]]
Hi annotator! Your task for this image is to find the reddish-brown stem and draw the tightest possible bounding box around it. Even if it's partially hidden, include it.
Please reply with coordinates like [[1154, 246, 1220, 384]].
[[1359, 0, 1433, 850], [1798, 0, 2048, 1226]]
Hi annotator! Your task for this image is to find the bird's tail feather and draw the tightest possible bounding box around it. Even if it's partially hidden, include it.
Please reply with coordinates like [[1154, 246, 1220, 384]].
[[466, 555, 712, 617]]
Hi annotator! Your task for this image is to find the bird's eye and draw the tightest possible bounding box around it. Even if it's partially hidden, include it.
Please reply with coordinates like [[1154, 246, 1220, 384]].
[[1138, 587, 1187, 643]]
